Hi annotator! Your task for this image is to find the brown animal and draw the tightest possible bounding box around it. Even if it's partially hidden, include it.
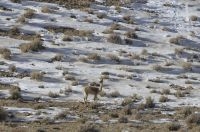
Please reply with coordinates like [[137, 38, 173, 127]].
[[83, 78, 103, 103]]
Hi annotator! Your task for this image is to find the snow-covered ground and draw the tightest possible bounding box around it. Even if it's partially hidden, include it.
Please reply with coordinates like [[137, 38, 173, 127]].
[[0, 0, 200, 126]]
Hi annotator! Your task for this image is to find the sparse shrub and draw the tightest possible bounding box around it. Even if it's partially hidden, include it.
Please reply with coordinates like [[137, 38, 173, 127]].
[[9, 65, 16, 72], [145, 97, 155, 108], [84, 18, 93, 23], [110, 23, 121, 30], [169, 36, 183, 44], [180, 107, 192, 117], [20, 38, 44, 53], [125, 31, 138, 39], [186, 113, 200, 125], [97, 13, 107, 19], [121, 97, 134, 106], [99, 90, 106, 97], [0, 48, 11, 59], [123, 15, 131, 21], [175, 48, 184, 55], [65, 75, 76, 81], [50, 54, 63, 62], [124, 38, 133, 45], [162, 89, 170, 95], [88, 53, 101, 61], [41, 6, 54, 13], [9, 87, 21, 100], [71, 80, 79, 86], [159, 95, 169, 102], [109, 112, 119, 118], [62, 36, 73, 41], [152, 64, 163, 71], [78, 124, 99, 132], [101, 115, 110, 122], [79, 57, 89, 63], [123, 106, 132, 115], [17, 16, 26, 23], [166, 122, 181, 131], [115, 6, 121, 13], [102, 28, 113, 34], [0, 107, 7, 121], [175, 90, 185, 98], [101, 71, 109, 76], [54, 111, 68, 120], [109, 90, 121, 98], [107, 34, 123, 44], [48, 91, 59, 98], [180, 61, 192, 71], [23, 9, 35, 19], [141, 49, 148, 55], [34, 104, 46, 109], [130, 53, 140, 60], [190, 15, 198, 21], [118, 116, 128, 123], [11, 0, 21, 3], [107, 54, 120, 63], [30, 71, 43, 81]]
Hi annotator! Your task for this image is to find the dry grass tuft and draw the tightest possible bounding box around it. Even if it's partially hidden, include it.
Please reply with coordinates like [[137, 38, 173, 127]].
[[87, 53, 101, 61], [41, 6, 54, 13], [190, 15, 198, 21], [50, 54, 63, 62], [125, 31, 138, 39], [180, 61, 192, 71], [107, 34, 123, 44], [23, 9, 35, 19], [166, 122, 181, 131], [159, 95, 169, 102], [107, 54, 120, 63], [48, 91, 60, 98], [186, 113, 200, 125], [109, 90, 121, 98], [9, 65, 17, 72], [0, 107, 7, 121], [9, 86, 21, 100], [30, 71, 43, 81], [0, 48, 11, 60], [20, 38, 45, 53]]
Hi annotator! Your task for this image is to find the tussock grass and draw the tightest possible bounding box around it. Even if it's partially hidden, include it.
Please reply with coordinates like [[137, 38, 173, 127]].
[[20, 38, 45, 53], [0, 48, 11, 59]]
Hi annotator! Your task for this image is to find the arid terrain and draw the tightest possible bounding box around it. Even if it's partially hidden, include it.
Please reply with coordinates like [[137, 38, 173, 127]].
[[0, 0, 200, 131]]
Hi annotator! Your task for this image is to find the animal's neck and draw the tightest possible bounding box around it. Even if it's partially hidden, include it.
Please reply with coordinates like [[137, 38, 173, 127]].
[[99, 81, 103, 91]]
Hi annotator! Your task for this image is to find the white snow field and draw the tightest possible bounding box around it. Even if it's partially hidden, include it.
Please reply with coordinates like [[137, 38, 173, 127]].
[[0, 0, 200, 131]]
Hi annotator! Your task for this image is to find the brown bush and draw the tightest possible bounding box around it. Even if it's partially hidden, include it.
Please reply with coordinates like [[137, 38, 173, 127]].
[[166, 122, 181, 131], [107, 54, 120, 63], [88, 53, 101, 61], [125, 31, 138, 39], [50, 54, 63, 62], [186, 113, 200, 125], [97, 13, 107, 19], [107, 34, 123, 44], [62, 36, 73, 41], [169, 36, 183, 44], [0, 48, 11, 59], [20, 38, 45, 53], [190, 15, 198, 21], [0, 107, 7, 121], [145, 97, 155, 108], [180, 61, 192, 71], [9, 65, 17, 72], [9, 86, 21, 100], [23, 9, 35, 19], [41, 6, 54, 13], [159, 95, 169, 102], [30, 71, 43, 81]]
